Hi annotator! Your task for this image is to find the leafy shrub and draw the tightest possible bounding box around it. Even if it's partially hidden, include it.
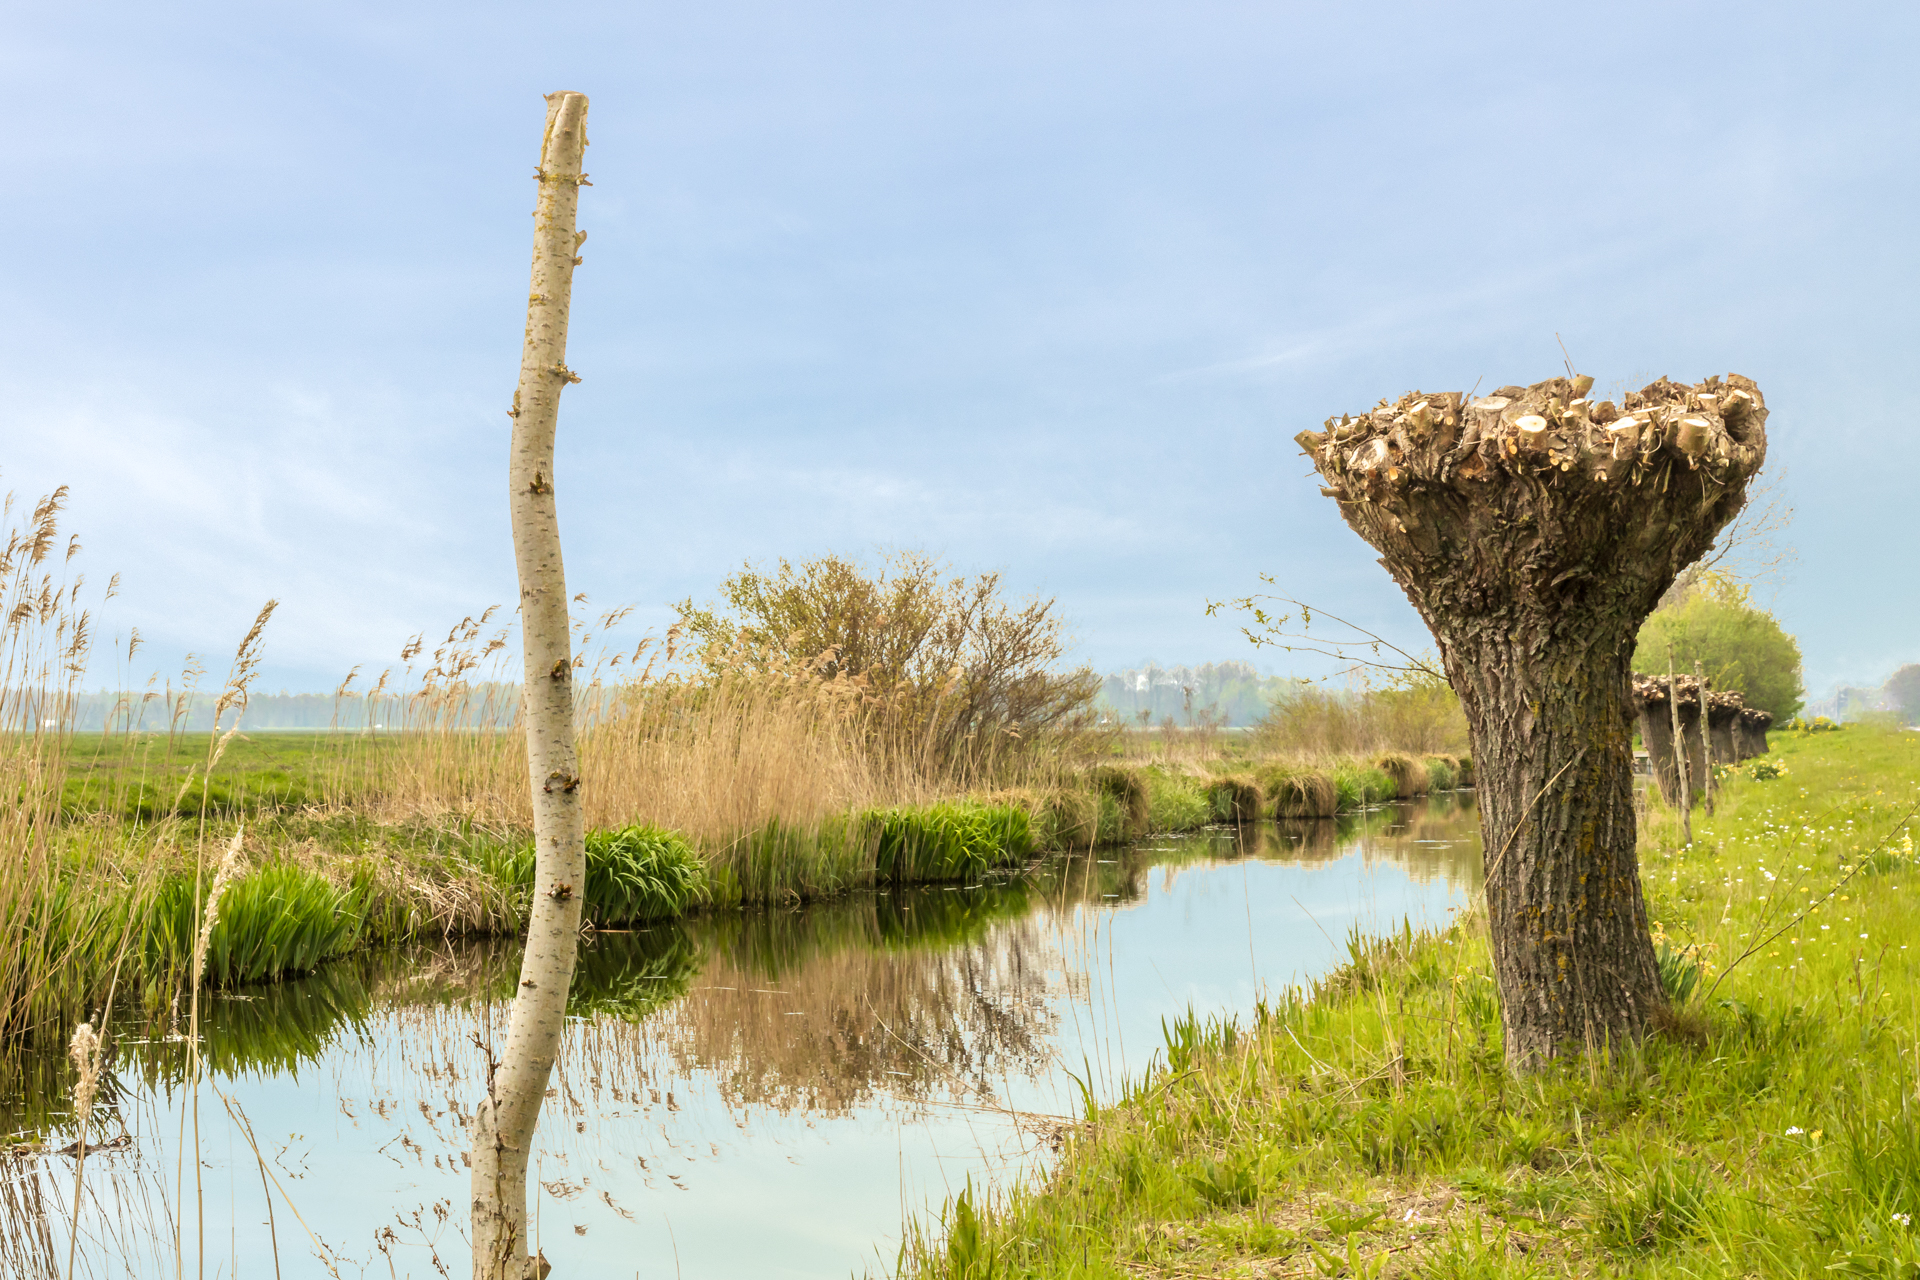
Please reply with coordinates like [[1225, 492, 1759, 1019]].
[[1634, 570, 1805, 722]]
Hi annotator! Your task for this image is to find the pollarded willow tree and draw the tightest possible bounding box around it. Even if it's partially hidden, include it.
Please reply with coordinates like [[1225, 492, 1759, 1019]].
[[1294, 373, 1768, 1066]]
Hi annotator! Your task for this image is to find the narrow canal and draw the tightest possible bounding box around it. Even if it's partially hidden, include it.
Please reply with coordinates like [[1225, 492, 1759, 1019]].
[[11, 796, 1482, 1279]]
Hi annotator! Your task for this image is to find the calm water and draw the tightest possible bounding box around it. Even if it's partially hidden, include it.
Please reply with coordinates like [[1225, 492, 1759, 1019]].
[[9, 798, 1481, 1279]]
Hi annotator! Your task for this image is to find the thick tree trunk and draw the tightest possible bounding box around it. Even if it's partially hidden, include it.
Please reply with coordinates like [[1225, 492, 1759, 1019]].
[[1633, 675, 1706, 809], [1447, 630, 1657, 1066], [1678, 698, 1708, 802], [1295, 373, 1767, 1068], [1634, 677, 1681, 807], [1695, 663, 1716, 817], [1706, 690, 1740, 767], [1735, 707, 1774, 758], [470, 90, 591, 1280]]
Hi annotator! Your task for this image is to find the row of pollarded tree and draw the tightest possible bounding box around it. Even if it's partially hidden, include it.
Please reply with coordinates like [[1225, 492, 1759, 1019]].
[[1632, 675, 1774, 807]]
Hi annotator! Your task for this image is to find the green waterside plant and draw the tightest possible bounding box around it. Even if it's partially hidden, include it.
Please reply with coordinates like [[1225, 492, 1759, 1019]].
[[1209, 775, 1265, 824], [493, 823, 708, 924], [1089, 764, 1151, 837], [1330, 762, 1397, 810], [867, 802, 1035, 883], [1143, 769, 1214, 831], [146, 863, 364, 988]]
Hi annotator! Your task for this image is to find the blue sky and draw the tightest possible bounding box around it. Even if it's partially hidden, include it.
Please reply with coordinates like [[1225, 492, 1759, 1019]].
[[5, 0, 1916, 698]]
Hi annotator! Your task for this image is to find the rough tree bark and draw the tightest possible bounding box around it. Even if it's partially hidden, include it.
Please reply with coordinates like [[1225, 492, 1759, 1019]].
[[1634, 677, 1680, 807], [470, 90, 591, 1280], [1294, 373, 1768, 1067]]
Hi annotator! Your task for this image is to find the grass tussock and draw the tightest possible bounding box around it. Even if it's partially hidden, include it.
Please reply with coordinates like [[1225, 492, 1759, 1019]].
[[1262, 765, 1339, 819], [1089, 765, 1152, 838], [901, 724, 1920, 1280], [868, 803, 1035, 884], [1374, 751, 1429, 799], [1211, 775, 1265, 824]]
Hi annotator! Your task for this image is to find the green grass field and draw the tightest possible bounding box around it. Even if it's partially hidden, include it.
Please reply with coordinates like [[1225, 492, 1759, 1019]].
[[901, 725, 1920, 1279]]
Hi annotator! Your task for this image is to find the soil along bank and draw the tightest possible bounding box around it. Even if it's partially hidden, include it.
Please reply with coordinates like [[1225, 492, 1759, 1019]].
[[1294, 374, 1768, 1067]]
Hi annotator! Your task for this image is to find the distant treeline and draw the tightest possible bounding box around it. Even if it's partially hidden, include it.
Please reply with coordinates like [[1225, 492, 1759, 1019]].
[[1097, 661, 1290, 728], [1808, 664, 1920, 725]]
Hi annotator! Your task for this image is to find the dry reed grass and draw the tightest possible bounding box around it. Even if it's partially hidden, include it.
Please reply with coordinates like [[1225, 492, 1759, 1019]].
[[1252, 677, 1467, 759], [0, 489, 170, 1041]]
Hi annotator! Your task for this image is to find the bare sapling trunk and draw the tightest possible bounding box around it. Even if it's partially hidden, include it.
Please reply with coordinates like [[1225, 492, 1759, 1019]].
[[1696, 662, 1715, 816], [470, 90, 591, 1280], [1668, 646, 1692, 843], [1295, 373, 1767, 1067]]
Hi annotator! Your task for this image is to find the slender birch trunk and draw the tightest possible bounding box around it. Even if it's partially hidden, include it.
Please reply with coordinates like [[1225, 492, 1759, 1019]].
[[470, 90, 591, 1280]]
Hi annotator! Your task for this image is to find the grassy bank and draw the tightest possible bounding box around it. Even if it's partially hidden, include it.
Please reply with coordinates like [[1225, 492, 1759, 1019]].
[[902, 724, 1920, 1279]]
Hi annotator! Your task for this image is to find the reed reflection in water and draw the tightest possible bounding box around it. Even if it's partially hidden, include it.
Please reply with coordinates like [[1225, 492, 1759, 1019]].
[[0, 794, 1480, 1279]]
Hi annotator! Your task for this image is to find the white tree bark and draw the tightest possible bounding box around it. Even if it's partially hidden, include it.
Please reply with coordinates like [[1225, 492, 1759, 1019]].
[[470, 90, 590, 1280]]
